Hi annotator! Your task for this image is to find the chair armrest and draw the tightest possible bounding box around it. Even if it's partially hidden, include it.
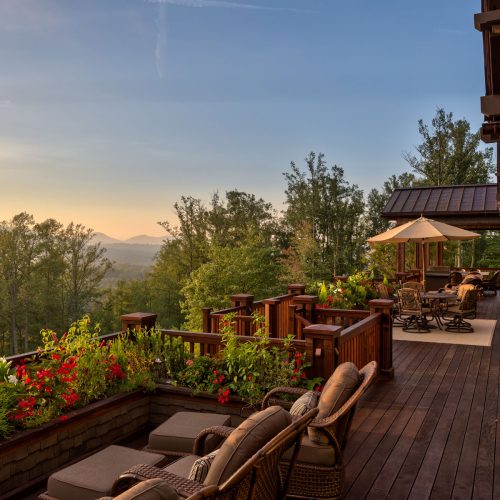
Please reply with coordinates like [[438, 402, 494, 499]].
[[261, 387, 310, 409], [193, 425, 235, 455], [112, 464, 203, 498]]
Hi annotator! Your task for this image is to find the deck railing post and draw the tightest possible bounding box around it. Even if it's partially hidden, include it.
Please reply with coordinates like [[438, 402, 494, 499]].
[[202, 307, 212, 333], [303, 324, 343, 381], [288, 283, 306, 296], [368, 299, 394, 378], [263, 299, 279, 337], [120, 312, 157, 333], [288, 304, 297, 338], [293, 295, 318, 323], [230, 294, 254, 336]]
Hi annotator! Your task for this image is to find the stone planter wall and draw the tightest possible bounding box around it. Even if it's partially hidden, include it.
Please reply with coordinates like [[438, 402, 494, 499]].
[[1, 385, 256, 499], [150, 384, 255, 429], [0, 390, 149, 498]]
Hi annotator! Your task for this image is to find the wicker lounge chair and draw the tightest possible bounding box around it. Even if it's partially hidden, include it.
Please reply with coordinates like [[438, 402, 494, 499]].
[[261, 361, 378, 500], [108, 406, 318, 500]]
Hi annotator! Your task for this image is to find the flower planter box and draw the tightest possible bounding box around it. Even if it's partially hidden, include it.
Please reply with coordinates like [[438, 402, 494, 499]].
[[1, 385, 253, 499]]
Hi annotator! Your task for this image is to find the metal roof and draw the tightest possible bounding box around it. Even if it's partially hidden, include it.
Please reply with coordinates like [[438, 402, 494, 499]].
[[381, 184, 500, 229]]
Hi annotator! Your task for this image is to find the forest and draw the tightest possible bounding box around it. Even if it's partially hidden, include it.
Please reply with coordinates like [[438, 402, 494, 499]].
[[1, 109, 499, 355]]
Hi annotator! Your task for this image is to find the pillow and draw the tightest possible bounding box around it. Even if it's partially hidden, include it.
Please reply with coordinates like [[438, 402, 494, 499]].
[[188, 449, 219, 482], [307, 362, 360, 445], [110, 478, 180, 500], [204, 405, 292, 486], [289, 391, 318, 416]]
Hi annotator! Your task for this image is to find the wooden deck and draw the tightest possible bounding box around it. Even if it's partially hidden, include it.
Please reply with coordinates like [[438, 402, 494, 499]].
[[344, 294, 500, 499]]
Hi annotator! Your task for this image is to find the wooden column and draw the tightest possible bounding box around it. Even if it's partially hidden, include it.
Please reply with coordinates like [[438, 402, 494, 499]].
[[437, 242, 444, 266], [368, 299, 394, 378], [303, 324, 343, 381], [397, 243, 406, 273], [120, 312, 157, 333]]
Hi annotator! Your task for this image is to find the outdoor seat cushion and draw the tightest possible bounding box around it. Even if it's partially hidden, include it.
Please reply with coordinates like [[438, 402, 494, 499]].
[[204, 405, 292, 486], [281, 434, 336, 466], [163, 454, 200, 478], [47, 445, 165, 500], [308, 362, 360, 444], [148, 412, 231, 454], [101, 478, 180, 500]]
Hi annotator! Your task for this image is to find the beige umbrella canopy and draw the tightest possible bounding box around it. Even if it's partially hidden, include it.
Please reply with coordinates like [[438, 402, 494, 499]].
[[367, 216, 480, 287]]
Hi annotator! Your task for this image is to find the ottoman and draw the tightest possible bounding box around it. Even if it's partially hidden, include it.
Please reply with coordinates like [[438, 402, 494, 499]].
[[147, 412, 231, 456], [42, 445, 165, 500]]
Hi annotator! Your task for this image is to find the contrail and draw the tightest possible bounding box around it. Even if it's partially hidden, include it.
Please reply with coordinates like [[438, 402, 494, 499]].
[[146, 0, 313, 14], [155, 1, 167, 78], [147, 0, 313, 79]]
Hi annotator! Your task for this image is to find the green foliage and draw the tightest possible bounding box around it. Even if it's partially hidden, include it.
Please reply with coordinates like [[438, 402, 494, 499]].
[[176, 314, 309, 407], [181, 235, 285, 331], [315, 272, 376, 310]]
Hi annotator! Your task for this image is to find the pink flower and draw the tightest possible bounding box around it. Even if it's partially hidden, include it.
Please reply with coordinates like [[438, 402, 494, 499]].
[[186, 359, 193, 366]]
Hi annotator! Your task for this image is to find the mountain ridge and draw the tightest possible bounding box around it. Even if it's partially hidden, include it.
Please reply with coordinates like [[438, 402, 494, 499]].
[[92, 232, 166, 246]]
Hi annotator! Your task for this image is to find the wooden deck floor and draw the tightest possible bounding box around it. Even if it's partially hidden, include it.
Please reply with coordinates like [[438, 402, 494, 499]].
[[344, 294, 500, 500]]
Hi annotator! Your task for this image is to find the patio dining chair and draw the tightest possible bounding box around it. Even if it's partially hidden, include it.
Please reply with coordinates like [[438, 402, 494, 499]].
[[402, 281, 423, 292], [442, 288, 479, 333], [481, 270, 500, 297], [109, 406, 318, 500], [261, 361, 378, 500], [397, 287, 433, 333]]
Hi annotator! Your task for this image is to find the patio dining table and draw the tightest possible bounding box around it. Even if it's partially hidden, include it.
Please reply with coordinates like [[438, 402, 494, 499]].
[[421, 291, 458, 330]]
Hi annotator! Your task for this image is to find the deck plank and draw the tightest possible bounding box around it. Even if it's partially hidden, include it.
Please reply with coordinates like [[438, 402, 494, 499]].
[[345, 294, 500, 500]]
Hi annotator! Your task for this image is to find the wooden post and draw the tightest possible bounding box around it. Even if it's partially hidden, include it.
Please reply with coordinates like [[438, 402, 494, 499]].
[[230, 294, 254, 314], [263, 299, 279, 337], [303, 324, 343, 381], [437, 242, 444, 266], [288, 283, 306, 296], [288, 304, 297, 338], [293, 295, 318, 323], [202, 307, 212, 333], [368, 299, 394, 378], [120, 312, 157, 333]]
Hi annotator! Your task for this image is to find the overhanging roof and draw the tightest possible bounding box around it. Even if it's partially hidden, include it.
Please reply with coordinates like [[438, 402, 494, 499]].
[[381, 184, 500, 230]]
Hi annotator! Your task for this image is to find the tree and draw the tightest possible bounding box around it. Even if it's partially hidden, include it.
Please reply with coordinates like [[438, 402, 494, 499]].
[[365, 173, 417, 237], [62, 223, 111, 322], [181, 234, 285, 331], [403, 108, 495, 186], [283, 152, 366, 279]]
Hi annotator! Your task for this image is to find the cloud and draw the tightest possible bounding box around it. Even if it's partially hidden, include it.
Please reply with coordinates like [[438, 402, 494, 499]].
[[0, 0, 62, 32]]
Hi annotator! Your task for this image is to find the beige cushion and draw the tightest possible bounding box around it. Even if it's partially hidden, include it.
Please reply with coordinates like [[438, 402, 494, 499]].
[[289, 391, 318, 416], [282, 434, 336, 466], [308, 362, 360, 444], [110, 478, 180, 500], [47, 445, 164, 500], [204, 406, 292, 486], [188, 450, 219, 482], [148, 412, 231, 454]]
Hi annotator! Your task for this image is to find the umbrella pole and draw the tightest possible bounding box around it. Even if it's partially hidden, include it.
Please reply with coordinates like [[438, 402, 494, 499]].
[[421, 241, 426, 290]]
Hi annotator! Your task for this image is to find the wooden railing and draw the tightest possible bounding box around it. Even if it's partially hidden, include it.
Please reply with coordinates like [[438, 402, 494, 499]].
[[6, 293, 394, 384]]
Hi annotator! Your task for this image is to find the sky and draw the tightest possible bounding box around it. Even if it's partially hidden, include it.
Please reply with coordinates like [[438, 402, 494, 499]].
[[0, 0, 489, 239]]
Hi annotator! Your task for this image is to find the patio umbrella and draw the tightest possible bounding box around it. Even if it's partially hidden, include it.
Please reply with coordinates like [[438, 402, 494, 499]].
[[367, 216, 480, 288]]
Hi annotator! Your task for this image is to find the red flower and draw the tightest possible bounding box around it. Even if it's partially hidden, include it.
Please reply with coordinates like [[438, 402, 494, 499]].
[[52, 353, 61, 361], [59, 415, 68, 422]]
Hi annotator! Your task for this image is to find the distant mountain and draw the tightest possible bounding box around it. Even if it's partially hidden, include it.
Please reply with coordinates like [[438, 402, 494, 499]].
[[123, 234, 166, 245], [92, 232, 122, 245]]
